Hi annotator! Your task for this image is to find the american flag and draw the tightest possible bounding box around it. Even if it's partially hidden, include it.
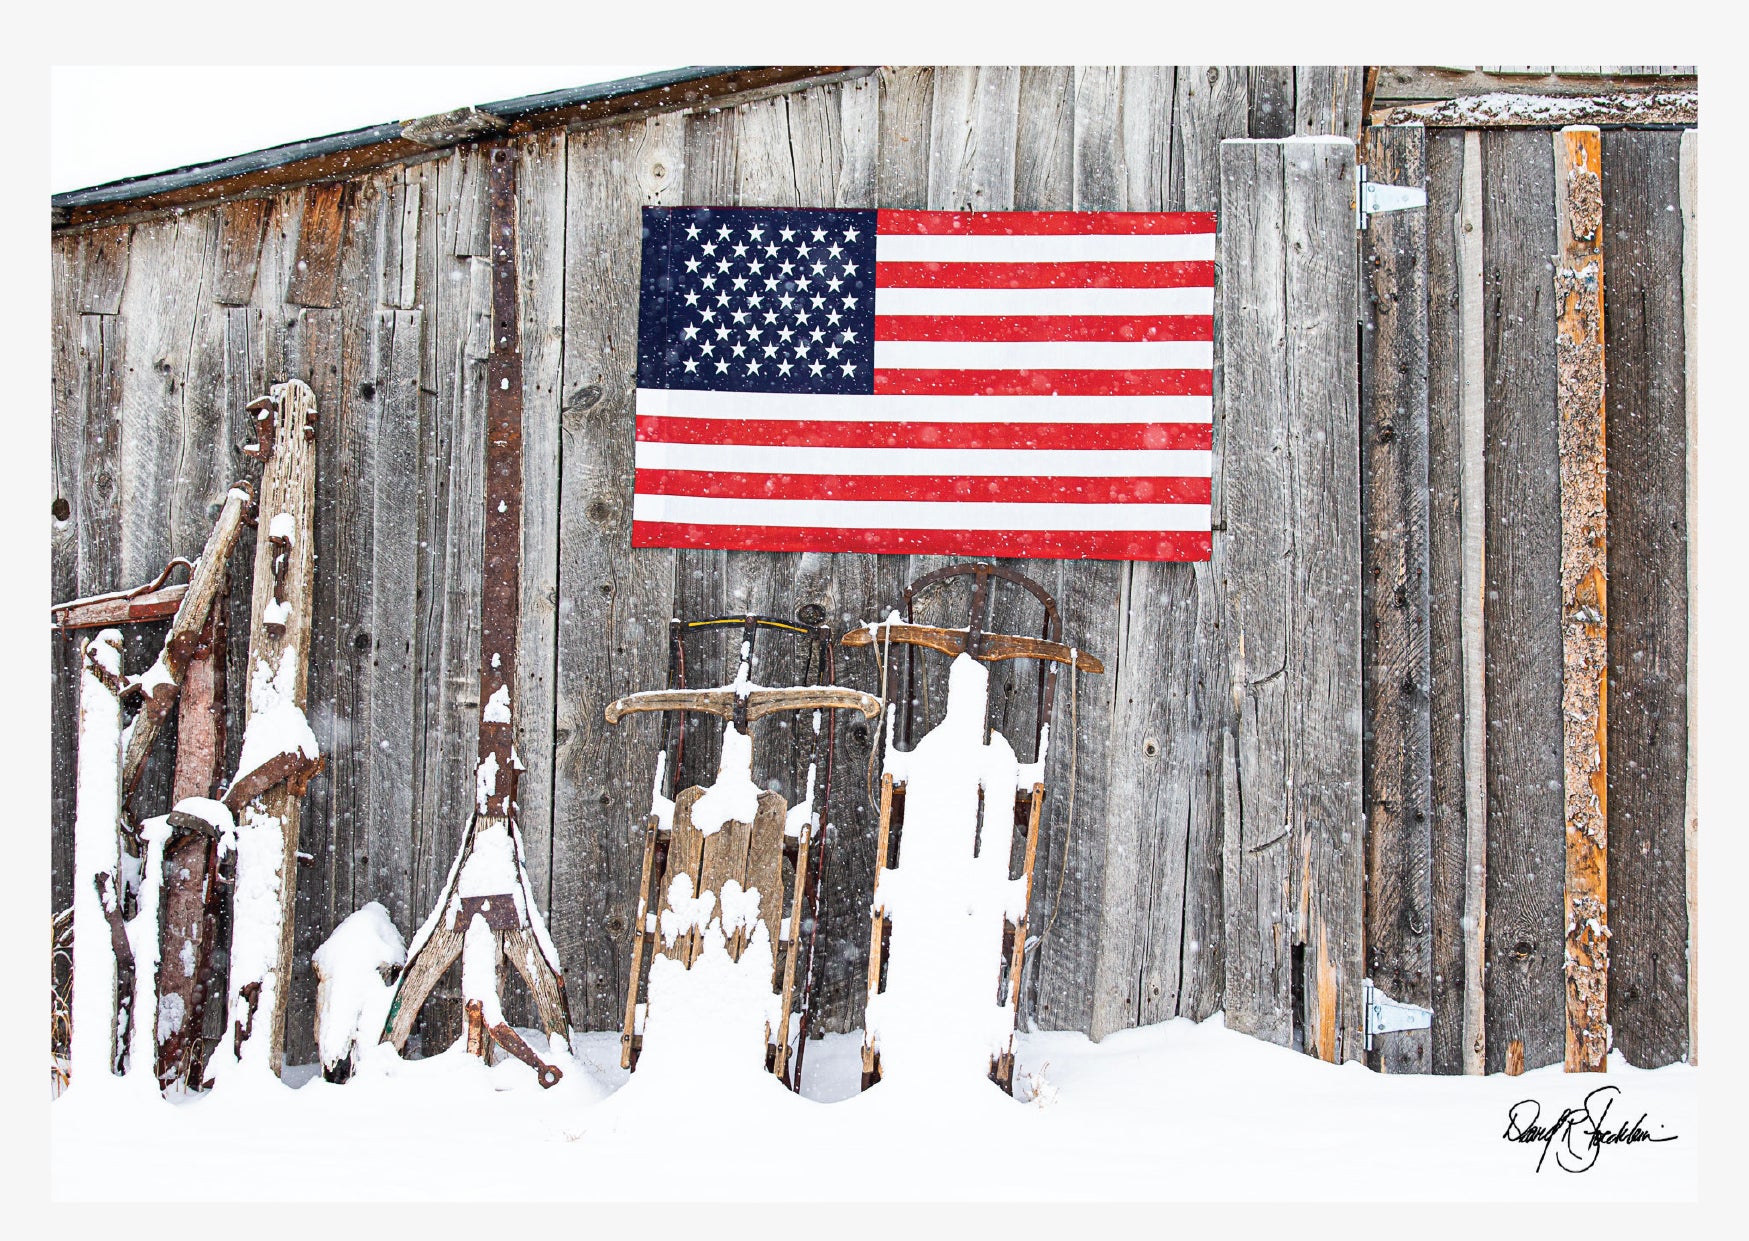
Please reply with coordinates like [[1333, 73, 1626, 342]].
[[633, 207, 1213, 561]]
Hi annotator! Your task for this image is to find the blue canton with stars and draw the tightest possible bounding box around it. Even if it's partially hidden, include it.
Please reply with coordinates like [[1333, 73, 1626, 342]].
[[638, 207, 879, 395]]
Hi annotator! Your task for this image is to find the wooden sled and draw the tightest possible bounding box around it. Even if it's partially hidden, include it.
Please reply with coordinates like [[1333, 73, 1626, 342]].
[[841, 563, 1103, 1094], [605, 610, 879, 1089]]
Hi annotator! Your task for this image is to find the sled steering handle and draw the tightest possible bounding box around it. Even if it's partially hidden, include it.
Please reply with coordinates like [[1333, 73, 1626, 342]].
[[604, 685, 882, 726], [841, 622, 1105, 675]]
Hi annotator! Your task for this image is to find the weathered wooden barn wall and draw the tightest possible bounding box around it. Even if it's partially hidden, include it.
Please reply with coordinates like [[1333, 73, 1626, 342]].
[[49, 65, 1696, 1073]]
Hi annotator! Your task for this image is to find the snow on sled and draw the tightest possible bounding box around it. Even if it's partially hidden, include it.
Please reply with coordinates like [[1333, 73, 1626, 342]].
[[605, 610, 879, 1089], [841, 563, 1103, 1095]]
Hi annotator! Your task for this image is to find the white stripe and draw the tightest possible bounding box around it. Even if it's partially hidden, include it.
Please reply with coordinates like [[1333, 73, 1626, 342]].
[[635, 442, 1211, 478], [874, 286, 1214, 316], [872, 339, 1212, 371], [636, 389, 1212, 424], [633, 493, 1211, 533], [875, 233, 1214, 263]]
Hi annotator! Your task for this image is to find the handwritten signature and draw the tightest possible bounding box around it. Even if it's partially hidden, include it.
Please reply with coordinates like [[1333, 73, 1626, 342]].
[[1502, 1085, 1678, 1173]]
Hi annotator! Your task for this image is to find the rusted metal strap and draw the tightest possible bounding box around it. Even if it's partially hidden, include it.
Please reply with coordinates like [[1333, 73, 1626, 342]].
[[477, 143, 523, 815]]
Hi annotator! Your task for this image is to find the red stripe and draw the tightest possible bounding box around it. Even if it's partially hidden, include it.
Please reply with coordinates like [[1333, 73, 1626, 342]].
[[873, 315, 1211, 343], [636, 470, 1212, 506], [872, 369, 1211, 398], [634, 521, 1212, 562], [637, 416, 1212, 451], [877, 210, 1216, 237], [876, 260, 1213, 289]]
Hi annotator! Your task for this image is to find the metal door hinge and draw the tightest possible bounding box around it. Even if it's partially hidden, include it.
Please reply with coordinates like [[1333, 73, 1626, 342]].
[[1357, 164, 1429, 230], [1363, 978, 1433, 1050]]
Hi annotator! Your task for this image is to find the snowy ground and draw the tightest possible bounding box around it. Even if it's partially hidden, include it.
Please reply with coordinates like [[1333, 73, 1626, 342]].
[[51, 1014, 1696, 1202]]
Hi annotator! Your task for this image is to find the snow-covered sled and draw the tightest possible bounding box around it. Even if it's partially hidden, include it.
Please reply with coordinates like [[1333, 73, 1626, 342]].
[[604, 611, 880, 1088], [841, 563, 1103, 1094]]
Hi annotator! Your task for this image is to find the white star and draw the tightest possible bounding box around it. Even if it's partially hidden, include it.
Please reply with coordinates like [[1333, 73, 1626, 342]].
[[731, 342, 746, 358], [715, 291, 731, 305], [809, 328, 824, 342], [796, 242, 811, 259], [841, 362, 855, 377], [778, 294, 795, 310], [779, 227, 796, 242], [764, 310, 779, 324], [684, 257, 701, 273], [777, 326, 794, 342], [825, 343, 842, 360], [731, 309, 749, 324], [683, 291, 700, 307], [795, 277, 811, 292], [717, 258, 732, 273], [699, 307, 714, 321], [732, 276, 748, 292], [795, 342, 810, 358], [716, 224, 732, 239], [841, 329, 858, 344], [778, 359, 793, 376], [764, 243, 779, 258], [810, 295, 825, 310], [826, 276, 843, 293], [682, 325, 699, 340], [842, 296, 858, 310], [701, 275, 717, 290], [714, 325, 730, 339], [748, 258, 764, 274], [749, 225, 765, 241], [763, 344, 778, 358], [685, 223, 701, 240], [747, 326, 763, 341], [715, 359, 730, 373], [700, 341, 716, 356], [746, 359, 760, 375], [811, 228, 827, 243], [795, 310, 810, 324], [842, 260, 858, 276], [827, 243, 843, 260], [826, 310, 843, 327], [809, 361, 825, 376], [764, 277, 780, 292], [843, 226, 860, 243], [748, 293, 764, 307], [732, 241, 749, 258], [810, 261, 826, 276], [701, 241, 718, 256], [779, 260, 794, 276], [683, 357, 699, 372]]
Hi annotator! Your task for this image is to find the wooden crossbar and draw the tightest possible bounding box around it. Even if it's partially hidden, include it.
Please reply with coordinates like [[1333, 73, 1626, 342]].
[[841, 622, 1105, 674]]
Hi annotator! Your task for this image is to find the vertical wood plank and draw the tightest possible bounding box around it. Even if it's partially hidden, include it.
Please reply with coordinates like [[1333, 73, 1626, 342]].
[[876, 66, 933, 209], [1294, 66, 1366, 138], [1424, 127, 1471, 1074], [286, 183, 347, 308], [1457, 130, 1489, 1075], [213, 199, 268, 306], [1285, 137, 1365, 1064], [1602, 127, 1690, 1068], [77, 224, 132, 314], [1360, 124, 1434, 1073], [50, 238, 87, 913], [1249, 68, 1296, 139], [554, 115, 685, 1030], [1680, 129, 1698, 1066], [1553, 127, 1609, 1073], [516, 130, 569, 914], [1168, 65, 1246, 1026], [927, 66, 1020, 212], [1218, 138, 1294, 1048], [1481, 128, 1565, 1074]]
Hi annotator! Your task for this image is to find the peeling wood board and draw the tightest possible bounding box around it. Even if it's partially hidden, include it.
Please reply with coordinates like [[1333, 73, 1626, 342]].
[[286, 183, 347, 308]]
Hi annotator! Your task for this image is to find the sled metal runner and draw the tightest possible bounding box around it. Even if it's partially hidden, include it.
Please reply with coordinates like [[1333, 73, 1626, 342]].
[[381, 145, 570, 1087], [605, 609, 880, 1090], [842, 562, 1104, 1095]]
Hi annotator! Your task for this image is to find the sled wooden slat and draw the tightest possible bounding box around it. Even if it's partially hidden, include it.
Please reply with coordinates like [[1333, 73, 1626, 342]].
[[660, 789, 709, 967], [745, 795, 787, 965]]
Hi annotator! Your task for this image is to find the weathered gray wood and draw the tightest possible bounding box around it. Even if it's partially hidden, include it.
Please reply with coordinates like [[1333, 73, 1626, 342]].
[[77, 224, 131, 314], [378, 169, 422, 311], [927, 66, 1020, 212], [1360, 125, 1433, 1073], [876, 66, 932, 208], [1680, 129, 1698, 1066], [1218, 139, 1294, 1048], [1294, 66, 1366, 138], [1457, 130, 1488, 1076], [1285, 137, 1365, 1064], [366, 307, 423, 933], [1481, 129, 1565, 1075], [1249, 68, 1296, 139], [1602, 128, 1690, 1068], [516, 130, 568, 916], [1423, 128, 1470, 1074], [1167, 66, 1247, 1026], [553, 115, 685, 1030], [1015, 67, 1073, 213]]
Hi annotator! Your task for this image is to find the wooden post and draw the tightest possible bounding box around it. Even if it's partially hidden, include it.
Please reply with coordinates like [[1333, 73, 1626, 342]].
[[70, 629, 124, 1085], [221, 380, 320, 1078], [1554, 126, 1609, 1073], [1457, 130, 1488, 1077], [1680, 129, 1699, 1067]]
